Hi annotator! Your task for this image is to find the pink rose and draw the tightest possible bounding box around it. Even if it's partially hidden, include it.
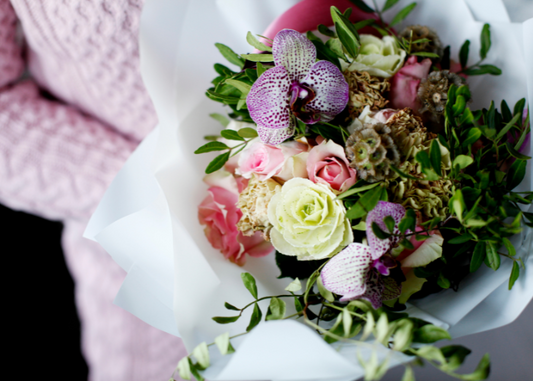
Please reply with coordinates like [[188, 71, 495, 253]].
[[306, 139, 357, 193], [198, 186, 273, 266], [237, 139, 307, 181], [389, 56, 432, 112]]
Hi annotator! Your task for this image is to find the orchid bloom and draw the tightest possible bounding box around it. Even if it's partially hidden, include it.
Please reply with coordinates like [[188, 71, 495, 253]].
[[247, 29, 349, 145], [320, 201, 408, 309]]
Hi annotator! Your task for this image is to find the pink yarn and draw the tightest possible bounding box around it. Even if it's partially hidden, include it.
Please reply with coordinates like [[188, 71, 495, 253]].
[[0, 1, 185, 380]]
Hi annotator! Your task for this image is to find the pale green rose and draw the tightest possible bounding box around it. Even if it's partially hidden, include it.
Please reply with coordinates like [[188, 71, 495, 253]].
[[267, 178, 353, 260], [345, 35, 406, 78]]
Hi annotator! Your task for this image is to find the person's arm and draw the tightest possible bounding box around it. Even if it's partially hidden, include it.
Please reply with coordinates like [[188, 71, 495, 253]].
[[0, 1, 138, 221]]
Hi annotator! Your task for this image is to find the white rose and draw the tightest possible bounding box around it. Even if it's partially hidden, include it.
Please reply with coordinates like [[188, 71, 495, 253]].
[[267, 178, 353, 260]]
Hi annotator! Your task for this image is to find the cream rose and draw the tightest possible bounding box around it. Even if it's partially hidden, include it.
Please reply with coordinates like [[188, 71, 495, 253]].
[[345, 35, 406, 78], [267, 178, 353, 260]]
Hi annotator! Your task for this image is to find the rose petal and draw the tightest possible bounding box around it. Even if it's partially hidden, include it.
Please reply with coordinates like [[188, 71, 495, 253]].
[[247, 65, 293, 133], [301, 61, 349, 123], [320, 243, 373, 301], [366, 201, 407, 260], [273, 29, 316, 82]]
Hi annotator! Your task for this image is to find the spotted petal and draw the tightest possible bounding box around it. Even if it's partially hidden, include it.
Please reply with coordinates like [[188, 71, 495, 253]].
[[359, 269, 384, 309], [257, 124, 295, 146], [301, 61, 349, 123], [320, 243, 373, 302], [247, 65, 293, 142], [366, 201, 407, 260], [273, 29, 316, 82]]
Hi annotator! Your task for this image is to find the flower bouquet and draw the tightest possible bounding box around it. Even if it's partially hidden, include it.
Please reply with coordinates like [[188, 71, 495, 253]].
[[85, 0, 533, 380]]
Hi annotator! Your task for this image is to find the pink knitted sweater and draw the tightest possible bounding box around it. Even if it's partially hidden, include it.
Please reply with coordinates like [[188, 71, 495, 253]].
[[0, 1, 186, 380]]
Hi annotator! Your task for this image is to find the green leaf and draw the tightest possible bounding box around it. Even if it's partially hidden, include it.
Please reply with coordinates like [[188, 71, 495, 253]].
[[449, 189, 465, 222], [437, 273, 451, 289], [209, 113, 229, 127], [399, 208, 417, 234], [215, 43, 245, 68], [326, 38, 346, 59], [506, 159, 527, 191], [390, 164, 419, 180], [415, 150, 431, 169], [413, 324, 451, 343], [509, 261, 520, 290], [448, 234, 473, 245], [225, 79, 252, 95], [285, 278, 302, 292], [353, 19, 376, 30], [479, 24, 491, 60], [192, 342, 210, 369], [220, 129, 245, 141], [212, 315, 240, 324], [383, 0, 401, 12], [177, 357, 192, 380], [463, 64, 502, 76], [342, 308, 353, 337], [453, 95, 467, 116], [393, 319, 414, 351], [401, 366, 415, 381], [496, 112, 521, 141], [513, 98, 526, 120], [453, 155, 474, 171], [348, 0, 375, 13], [266, 297, 286, 320], [194, 141, 229, 154], [346, 186, 384, 219], [246, 31, 272, 52], [336, 182, 381, 199], [470, 241, 486, 272], [441, 345, 471, 371], [214, 332, 231, 355], [502, 237, 516, 257], [411, 51, 440, 58], [390, 3, 417, 27], [384, 216, 395, 233], [459, 39, 470, 69], [246, 303, 262, 331], [237, 127, 258, 138], [485, 241, 500, 271], [256, 62, 266, 77], [205, 151, 231, 174], [430, 139, 442, 176], [224, 302, 240, 311], [241, 272, 258, 299], [331, 7, 360, 58], [465, 353, 491, 381], [188, 359, 205, 381], [415, 345, 446, 364], [317, 276, 335, 302], [506, 142, 531, 160], [318, 24, 336, 38], [372, 221, 392, 239], [294, 298, 304, 313], [463, 128, 482, 146], [240, 53, 274, 62]]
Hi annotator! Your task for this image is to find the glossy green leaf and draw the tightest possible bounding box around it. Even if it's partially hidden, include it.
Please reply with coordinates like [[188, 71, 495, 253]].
[[241, 272, 258, 299], [383, 0, 400, 11], [413, 324, 451, 343], [220, 129, 245, 141], [240, 53, 274, 62], [346, 186, 384, 219], [205, 151, 231, 174], [390, 3, 417, 26], [463, 128, 482, 146], [470, 241, 486, 272], [463, 64, 501, 76], [448, 234, 473, 245], [508, 261, 520, 290], [265, 297, 286, 320], [224, 302, 240, 311], [453, 155, 474, 170], [195, 141, 229, 154], [212, 315, 240, 324], [485, 242, 500, 271], [384, 215, 395, 233], [246, 31, 272, 52], [336, 182, 381, 199], [479, 24, 491, 60], [348, 0, 375, 13], [459, 39, 470, 69], [399, 208, 417, 233], [430, 139, 442, 176], [238, 127, 258, 138], [246, 304, 262, 331], [372, 222, 392, 239], [506, 159, 527, 191]]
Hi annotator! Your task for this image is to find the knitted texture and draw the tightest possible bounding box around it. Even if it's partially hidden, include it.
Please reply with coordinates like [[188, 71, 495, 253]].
[[0, 1, 186, 380]]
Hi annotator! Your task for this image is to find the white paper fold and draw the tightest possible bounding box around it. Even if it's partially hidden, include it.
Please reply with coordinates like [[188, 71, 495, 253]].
[[85, 0, 533, 379]]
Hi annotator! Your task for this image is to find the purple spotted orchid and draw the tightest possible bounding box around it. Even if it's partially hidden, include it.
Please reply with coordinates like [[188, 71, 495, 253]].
[[320, 202, 408, 309], [246, 29, 349, 145]]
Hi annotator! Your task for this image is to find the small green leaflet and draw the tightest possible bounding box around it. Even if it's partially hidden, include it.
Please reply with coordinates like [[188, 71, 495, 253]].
[[225, 79, 251, 95], [346, 186, 385, 219], [266, 298, 287, 320], [382, 0, 400, 12], [509, 261, 520, 290], [484, 241, 500, 271], [209, 113, 229, 127], [480, 23, 491, 60], [195, 141, 229, 154], [192, 342, 210, 369], [240, 53, 274, 62], [205, 151, 230, 174], [348, 0, 374, 13], [459, 39, 470, 69], [215, 43, 245, 68], [429, 139, 442, 176], [413, 324, 451, 343], [256, 62, 266, 77], [246, 304, 262, 331], [470, 241, 486, 272], [238, 127, 258, 138], [246, 31, 272, 52], [390, 3, 417, 27], [212, 315, 240, 324], [336, 181, 381, 199], [463, 64, 501, 76], [220, 129, 245, 141], [241, 272, 258, 299]]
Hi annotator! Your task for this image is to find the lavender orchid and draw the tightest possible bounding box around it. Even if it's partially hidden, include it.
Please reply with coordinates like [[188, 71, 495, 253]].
[[320, 201, 407, 309], [247, 29, 349, 145]]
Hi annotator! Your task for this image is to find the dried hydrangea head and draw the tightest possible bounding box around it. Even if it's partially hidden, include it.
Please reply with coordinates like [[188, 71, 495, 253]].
[[237, 175, 281, 239], [387, 108, 434, 158], [418, 70, 467, 130], [344, 70, 390, 119], [399, 25, 444, 59], [345, 122, 400, 182]]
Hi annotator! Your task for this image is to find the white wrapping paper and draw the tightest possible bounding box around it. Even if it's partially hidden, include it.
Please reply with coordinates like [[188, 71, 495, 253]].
[[85, 0, 533, 379]]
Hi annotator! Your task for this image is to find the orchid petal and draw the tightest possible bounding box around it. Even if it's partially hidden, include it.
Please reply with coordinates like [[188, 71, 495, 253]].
[[382, 276, 402, 301], [366, 201, 407, 260], [320, 243, 373, 301], [273, 29, 316, 82], [301, 61, 349, 123], [359, 269, 383, 309], [247, 66, 292, 132], [257, 124, 296, 146]]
